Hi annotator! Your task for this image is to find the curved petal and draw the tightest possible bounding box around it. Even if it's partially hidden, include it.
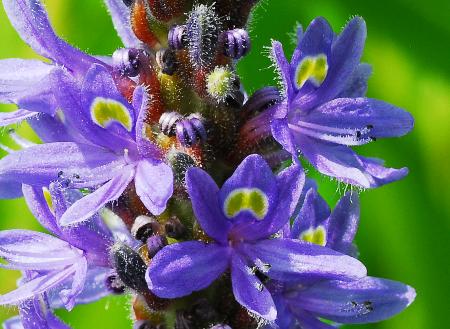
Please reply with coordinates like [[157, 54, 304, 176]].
[[2, 0, 98, 73], [0, 179, 23, 199], [59, 258, 88, 310], [27, 114, 82, 143], [290, 277, 416, 324], [22, 184, 60, 236], [271, 117, 299, 160], [14, 296, 71, 329], [219, 154, 278, 224], [291, 187, 330, 240], [134, 159, 173, 216], [0, 266, 77, 306], [103, 0, 140, 47], [186, 167, 231, 243], [337, 63, 372, 98], [49, 266, 111, 308], [59, 166, 135, 226], [232, 163, 305, 241], [299, 98, 414, 145], [0, 142, 124, 188], [291, 309, 336, 329], [291, 17, 333, 69], [243, 238, 366, 282], [296, 135, 409, 188], [81, 64, 135, 138], [147, 241, 229, 298], [291, 17, 333, 96], [0, 59, 59, 114], [55, 67, 134, 152], [296, 17, 366, 110], [326, 192, 359, 254], [0, 109, 37, 127], [231, 254, 277, 321], [271, 41, 294, 100]]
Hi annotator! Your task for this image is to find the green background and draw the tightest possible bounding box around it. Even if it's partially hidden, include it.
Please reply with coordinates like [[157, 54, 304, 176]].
[[0, 0, 449, 328]]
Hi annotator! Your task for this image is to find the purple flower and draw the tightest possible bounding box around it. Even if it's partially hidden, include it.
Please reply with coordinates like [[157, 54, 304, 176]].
[[269, 17, 414, 188], [0, 80, 173, 225], [0, 182, 114, 310], [0, 0, 139, 130], [268, 186, 416, 328], [146, 155, 366, 321]]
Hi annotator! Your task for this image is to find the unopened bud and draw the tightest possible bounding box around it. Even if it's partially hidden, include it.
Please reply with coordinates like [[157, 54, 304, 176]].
[[206, 66, 236, 103], [112, 243, 148, 292]]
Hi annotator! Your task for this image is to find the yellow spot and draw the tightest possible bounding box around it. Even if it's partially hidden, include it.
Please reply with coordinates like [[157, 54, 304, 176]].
[[42, 187, 54, 214], [224, 188, 269, 220], [295, 54, 328, 89], [300, 226, 327, 246], [91, 97, 132, 131]]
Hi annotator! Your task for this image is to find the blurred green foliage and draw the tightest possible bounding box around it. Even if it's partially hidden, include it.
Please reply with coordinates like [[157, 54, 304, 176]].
[[0, 0, 449, 328]]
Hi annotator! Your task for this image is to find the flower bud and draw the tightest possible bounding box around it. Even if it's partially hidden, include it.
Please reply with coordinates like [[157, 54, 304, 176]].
[[186, 4, 221, 67], [167, 150, 197, 184], [206, 66, 236, 103], [112, 243, 148, 293]]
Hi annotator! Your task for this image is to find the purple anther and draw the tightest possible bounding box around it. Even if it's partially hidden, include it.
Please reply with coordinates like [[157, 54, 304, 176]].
[[159, 112, 183, 136], [176, 119, 197, 147], [147, 234, 168, 258], [222, 28, 251, 59], [112, 48, 144, 77], [168, 25, 187, 50], [188, 117, 207, 142]]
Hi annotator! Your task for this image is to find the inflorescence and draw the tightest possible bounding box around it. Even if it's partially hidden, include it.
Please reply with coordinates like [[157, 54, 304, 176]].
[[0, 1, 415, 328]]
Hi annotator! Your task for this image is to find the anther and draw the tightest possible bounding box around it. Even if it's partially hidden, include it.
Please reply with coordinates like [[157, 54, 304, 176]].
[[221, 29, 251, 59], [156, 48, 178, 75], [164, 217, 186, 239], [159, 111, 183, 136], [131, 215, 161, 243], [256, 283, 264, 292], [168, 25, 187, 50], [147, 234, 168, 258], [113, 48, 146, 77], [105, 274, 126, 295]]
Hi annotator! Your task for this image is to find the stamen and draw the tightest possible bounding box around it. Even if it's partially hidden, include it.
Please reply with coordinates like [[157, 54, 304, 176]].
[[288, 122, 374, 146]]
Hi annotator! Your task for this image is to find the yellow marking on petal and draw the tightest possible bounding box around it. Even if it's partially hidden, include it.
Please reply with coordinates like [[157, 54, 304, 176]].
[[42, 187, 54, 214], [300, 226, 327, 246], [90, 97, 132, 131], [295, 54, 328, 89], [224, 188, 269, 220]]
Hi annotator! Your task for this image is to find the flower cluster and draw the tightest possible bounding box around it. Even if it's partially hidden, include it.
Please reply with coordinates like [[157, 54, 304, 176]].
[[0, 1, 415, 328]]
